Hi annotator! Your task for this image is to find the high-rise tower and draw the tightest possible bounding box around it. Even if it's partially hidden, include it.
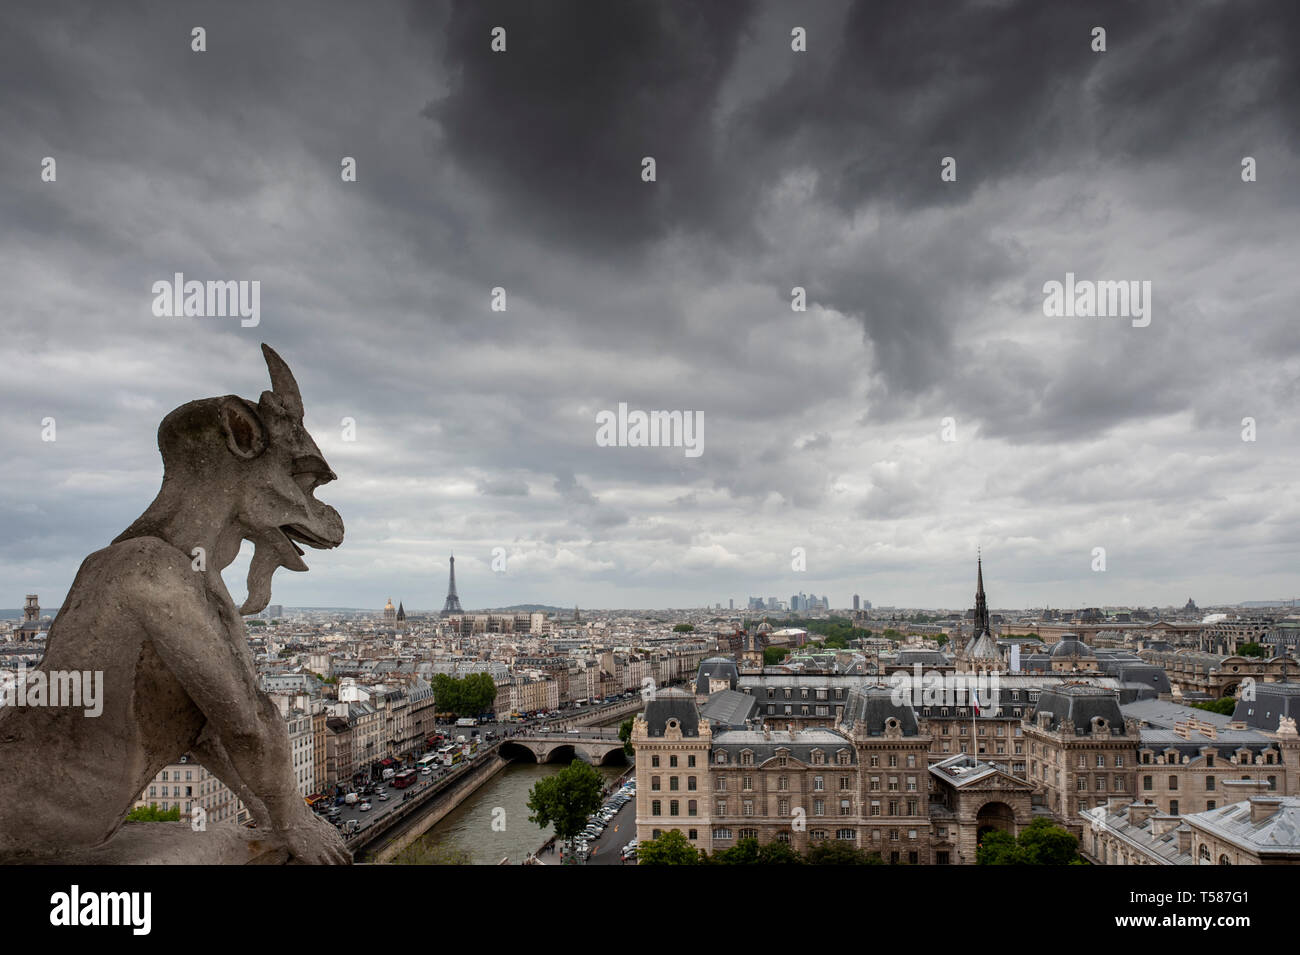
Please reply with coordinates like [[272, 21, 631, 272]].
[[441, 555, 463, 616]]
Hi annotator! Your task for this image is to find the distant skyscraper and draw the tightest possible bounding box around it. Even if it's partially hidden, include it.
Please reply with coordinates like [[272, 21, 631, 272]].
[[853, 594, 860, 611], [729, 598, 734, 611], [441, 555, 463, 616]]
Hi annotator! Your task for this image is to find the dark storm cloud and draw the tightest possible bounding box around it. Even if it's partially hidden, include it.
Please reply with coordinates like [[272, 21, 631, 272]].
[[2, 0, 1298, 609], [422, 0, 758, 263]]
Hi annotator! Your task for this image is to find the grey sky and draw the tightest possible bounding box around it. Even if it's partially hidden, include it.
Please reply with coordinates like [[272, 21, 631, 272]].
[[2, 1, 1298, 612]]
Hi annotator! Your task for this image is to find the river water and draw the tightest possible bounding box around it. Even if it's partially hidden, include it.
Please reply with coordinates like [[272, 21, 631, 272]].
[[413, 759, 629, 864]]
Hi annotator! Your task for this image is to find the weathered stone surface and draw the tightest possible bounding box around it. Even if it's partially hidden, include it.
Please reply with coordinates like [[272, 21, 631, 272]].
[[17, 823, 292, 866], [0, 345, 350, 864]]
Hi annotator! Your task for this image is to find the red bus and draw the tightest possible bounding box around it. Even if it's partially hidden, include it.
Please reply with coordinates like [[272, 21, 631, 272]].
[[391, 769, 418, 789]]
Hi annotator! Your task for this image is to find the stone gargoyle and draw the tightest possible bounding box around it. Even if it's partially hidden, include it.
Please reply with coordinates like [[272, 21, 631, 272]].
[[0, 344, 350, 863]]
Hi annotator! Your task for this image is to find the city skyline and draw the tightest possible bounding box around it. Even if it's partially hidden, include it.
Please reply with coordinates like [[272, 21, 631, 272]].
[[4, 1, 1299, 613]]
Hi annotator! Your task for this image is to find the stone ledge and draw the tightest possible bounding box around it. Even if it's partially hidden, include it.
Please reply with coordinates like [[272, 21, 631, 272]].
[[12, 822, 291, 865]]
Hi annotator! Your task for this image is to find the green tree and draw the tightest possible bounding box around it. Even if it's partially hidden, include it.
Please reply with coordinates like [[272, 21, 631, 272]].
[[637, 829, 702, 865], [976, 829, 1026, 865], [711, 837, 761, 864], [431, 672, 499, 717], [618, 717, 636, 757], [1017, 818, 1081, 865], [806, 840, 880, 865], [126, 804, 182, 822], [935, 634, 949, 647], [763, 646, 790, 665], [1238, 642, 1268, 659], [757, 840, 804, 865], [1193, 697, 1237, 716], [526, 760, 605, 843], [673, 623, 695, 633], [978, 819, 1081, 865]]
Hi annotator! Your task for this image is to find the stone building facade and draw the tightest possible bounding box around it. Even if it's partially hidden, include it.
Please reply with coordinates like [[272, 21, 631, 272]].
[[631, 685, 1033, 863]]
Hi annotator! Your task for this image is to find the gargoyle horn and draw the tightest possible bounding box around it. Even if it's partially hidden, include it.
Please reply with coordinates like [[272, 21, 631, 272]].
[[261, 343, 304, 418]]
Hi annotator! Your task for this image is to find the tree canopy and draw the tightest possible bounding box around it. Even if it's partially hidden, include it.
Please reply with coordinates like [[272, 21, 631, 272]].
[[1192, 697, 1238, 715], [637, 829, 702, 865], [763, 646, 790, 665], [526, 760, 605, 843], [432, 671, 497, 716], [126, 804, 181, 822], [977, 818, 1082, 865]]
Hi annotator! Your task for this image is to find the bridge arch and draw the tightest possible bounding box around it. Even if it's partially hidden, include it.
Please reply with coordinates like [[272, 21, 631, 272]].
[[542, 743, 579, 764], [499, 741, 540, 763]]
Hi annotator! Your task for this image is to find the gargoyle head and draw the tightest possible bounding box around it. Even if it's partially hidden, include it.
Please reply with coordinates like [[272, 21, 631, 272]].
[[133, 344, 343, 614]]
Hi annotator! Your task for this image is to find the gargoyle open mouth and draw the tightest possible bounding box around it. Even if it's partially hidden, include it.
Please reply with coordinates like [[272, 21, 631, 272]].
[[280, 523, 340, 554]]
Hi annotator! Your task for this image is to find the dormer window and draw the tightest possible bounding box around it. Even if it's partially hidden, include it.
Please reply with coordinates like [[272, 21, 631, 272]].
[[741, 750, 754, 766], [716, 751, 728, 765]]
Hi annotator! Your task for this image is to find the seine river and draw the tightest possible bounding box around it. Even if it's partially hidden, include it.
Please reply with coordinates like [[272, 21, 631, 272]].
[[414, 759, 629, 864]]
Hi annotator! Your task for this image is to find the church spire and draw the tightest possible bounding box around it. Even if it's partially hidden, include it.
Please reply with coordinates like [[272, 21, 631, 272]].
[[973, 551, 990, 637]]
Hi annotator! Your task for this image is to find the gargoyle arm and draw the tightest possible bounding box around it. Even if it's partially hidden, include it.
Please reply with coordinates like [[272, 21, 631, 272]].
[[130, 552, 305, 827]]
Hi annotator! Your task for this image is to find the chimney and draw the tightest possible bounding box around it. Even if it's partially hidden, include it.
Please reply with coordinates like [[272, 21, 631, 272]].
[[1176, 826, 1192, 855], [1150, 815, 1180, 837], [1128, 803, 1155, 827], [1250, 796, 1283, 824]]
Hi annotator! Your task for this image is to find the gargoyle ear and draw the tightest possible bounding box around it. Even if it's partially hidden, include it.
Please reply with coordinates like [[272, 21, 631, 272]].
[[219, 397, 268, 460]]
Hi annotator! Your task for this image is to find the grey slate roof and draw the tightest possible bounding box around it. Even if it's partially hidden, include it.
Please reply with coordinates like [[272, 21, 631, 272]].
[[1050, 635, 1094, 658], [1232, 682, 1300, 732], [1030, 684, 1127, 735], [643, 688, 702, 737], [1187, 798, 1300, 856], [893, 649, 952, 667], [712, 728, 856, 765], [699, 688, 758, 729], [839, 684, 920, 736], [696, 656, 739, 694], [1080, 804, 1193, 865]]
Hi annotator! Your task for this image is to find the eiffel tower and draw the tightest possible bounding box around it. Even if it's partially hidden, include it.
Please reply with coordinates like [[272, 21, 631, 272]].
[[441, 554, 463, 616]]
